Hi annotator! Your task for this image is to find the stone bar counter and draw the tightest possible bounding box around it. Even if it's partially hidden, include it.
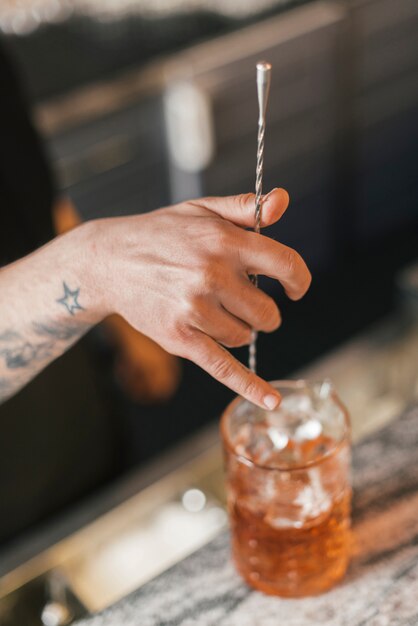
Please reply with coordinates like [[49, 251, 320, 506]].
[[74, 402, 418, 626]]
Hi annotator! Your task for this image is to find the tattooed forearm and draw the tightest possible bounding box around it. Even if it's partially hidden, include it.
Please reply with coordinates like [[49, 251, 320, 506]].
[[0, 321, 88, 403], [0, 282, 90, 404]]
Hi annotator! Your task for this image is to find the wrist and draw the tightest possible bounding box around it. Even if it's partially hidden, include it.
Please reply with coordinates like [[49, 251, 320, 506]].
[[64, 219, 111, 323]]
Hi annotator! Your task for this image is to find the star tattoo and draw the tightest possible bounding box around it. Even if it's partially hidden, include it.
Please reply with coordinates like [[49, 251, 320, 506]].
[[56, 282, 84, 316]]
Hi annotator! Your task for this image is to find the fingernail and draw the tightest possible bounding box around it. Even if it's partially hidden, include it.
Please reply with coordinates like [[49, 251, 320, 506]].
[[263, 187, 279, 202], [263, 393, 280, 410]]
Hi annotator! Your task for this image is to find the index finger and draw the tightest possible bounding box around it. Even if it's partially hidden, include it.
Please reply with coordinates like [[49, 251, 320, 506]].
[[240, 231, 312, 301], [186, 331, 281, 410]]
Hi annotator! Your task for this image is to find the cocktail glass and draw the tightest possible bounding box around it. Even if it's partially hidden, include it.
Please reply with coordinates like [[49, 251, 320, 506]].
[[220, 379, 351, 597]]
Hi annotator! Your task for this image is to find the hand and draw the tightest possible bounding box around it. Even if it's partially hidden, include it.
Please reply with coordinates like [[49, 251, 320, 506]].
[[52, 198, 181, 403], [86, 189, 311, 409]]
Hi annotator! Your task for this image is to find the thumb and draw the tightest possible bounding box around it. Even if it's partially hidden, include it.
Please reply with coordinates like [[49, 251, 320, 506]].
[[195, 187, 289, 228]]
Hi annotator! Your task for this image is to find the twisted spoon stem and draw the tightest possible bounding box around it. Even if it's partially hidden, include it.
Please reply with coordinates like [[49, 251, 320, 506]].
[[248, 119, 265, 373]]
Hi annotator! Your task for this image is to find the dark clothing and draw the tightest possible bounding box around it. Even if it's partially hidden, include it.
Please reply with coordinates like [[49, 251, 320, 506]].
[[0, 40, 55, 266], [0, 40, 120, 545]]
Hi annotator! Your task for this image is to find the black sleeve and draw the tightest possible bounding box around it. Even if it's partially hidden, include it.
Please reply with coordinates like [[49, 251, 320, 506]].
[[0, 38, 56, 266]]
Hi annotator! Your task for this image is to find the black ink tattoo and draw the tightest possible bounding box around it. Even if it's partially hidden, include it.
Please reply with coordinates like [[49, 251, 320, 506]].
[[0, 316, 89, 404], [0, 330, 21, 342], [0, 337, 53, 369], [56, 282, 84, 316], [33, 320, 88, 342]]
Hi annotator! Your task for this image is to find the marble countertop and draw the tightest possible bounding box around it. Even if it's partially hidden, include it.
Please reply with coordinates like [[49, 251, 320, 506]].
[[75, 402, 418, 626]]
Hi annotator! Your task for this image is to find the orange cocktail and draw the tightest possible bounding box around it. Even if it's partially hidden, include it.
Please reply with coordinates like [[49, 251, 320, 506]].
[[221, 380, 351, 597]]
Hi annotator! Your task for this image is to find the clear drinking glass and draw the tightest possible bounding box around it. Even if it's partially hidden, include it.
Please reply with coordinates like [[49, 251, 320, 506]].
[[220, 380, 352, 597]]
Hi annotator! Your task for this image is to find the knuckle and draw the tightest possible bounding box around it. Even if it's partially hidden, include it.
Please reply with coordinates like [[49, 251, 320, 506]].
[[269, 307, 282, 331], [240, 375, 259, 399], [290, 265, 312, 300], [171, 318, 194, 344], [178, 296, 195, 321], [183, 292, 206, 325], [188, 264, 206, 293], [224, 327, 252, 348], [213, 220, 233, 250], [237, 192, 254, 213], [281, 246, 299, 275], [202, 262, 223, 292], [211, 356, 235, 382], [258, 299, 279, 330]]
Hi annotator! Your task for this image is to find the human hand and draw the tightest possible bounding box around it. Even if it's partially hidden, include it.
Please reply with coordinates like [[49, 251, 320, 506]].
[[87, 189, 311, 409]]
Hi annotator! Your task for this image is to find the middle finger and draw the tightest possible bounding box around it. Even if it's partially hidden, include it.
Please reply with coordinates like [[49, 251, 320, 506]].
[[221, 276, 281, 333]]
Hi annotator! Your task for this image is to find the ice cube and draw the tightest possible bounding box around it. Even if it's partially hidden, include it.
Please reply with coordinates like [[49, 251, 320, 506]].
[[233, 422, 277, 465], [264, 467, 332, 529], [266, 427, 289, 450], [318, 379, 333, 399], [279, 392, 312, 413], [294, 468, 331, 519], [295, 419, 322, 441]]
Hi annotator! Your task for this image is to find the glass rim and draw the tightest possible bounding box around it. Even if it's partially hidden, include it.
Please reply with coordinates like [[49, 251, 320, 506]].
[[220, 379, 351, 472]]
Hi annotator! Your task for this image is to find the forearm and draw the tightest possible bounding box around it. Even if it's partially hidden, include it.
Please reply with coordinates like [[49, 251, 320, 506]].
[[0, 223, 104, 404]]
